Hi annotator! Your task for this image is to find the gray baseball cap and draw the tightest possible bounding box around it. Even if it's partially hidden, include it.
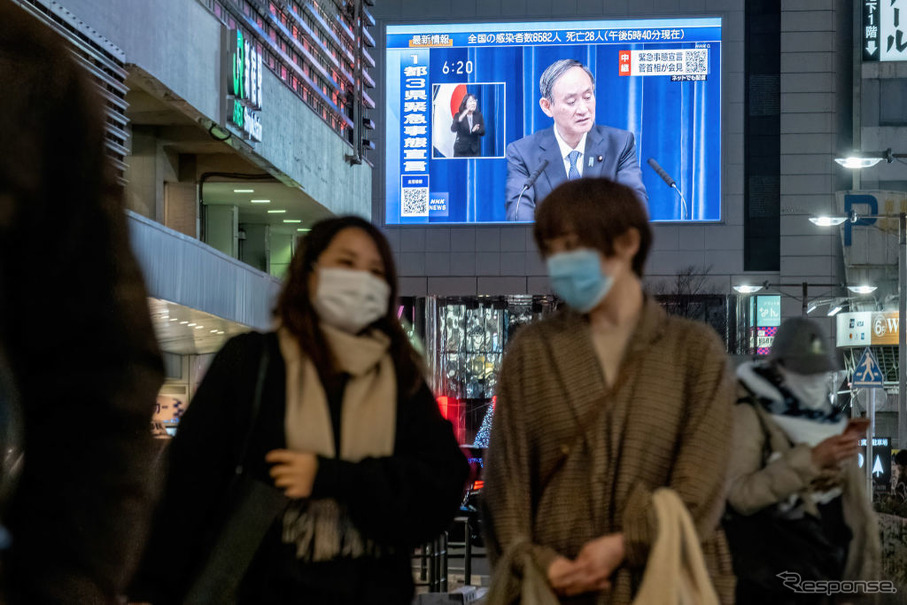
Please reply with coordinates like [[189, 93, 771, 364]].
[[768, 317, 840, 375]]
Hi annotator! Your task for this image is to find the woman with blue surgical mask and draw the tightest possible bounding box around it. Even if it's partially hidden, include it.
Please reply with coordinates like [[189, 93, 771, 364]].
[[483, 178, 737, 604], [130, 216, 468, 605]]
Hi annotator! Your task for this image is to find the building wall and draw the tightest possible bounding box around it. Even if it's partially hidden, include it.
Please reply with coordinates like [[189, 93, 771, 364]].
[[777, 0, 851, 319], [60, 0, 372, 218]]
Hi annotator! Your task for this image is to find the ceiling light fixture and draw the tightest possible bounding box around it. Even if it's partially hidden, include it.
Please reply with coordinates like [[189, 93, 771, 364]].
[[827, 303, 844, 316], [233, 188, 254, 193], [732, 285, 764, 294], [283, 219, 302, 223], [847, 285, 878, 295], [250, 199, 271, 204], [297, 228, 311, 232], [267, 209, 286, 214]]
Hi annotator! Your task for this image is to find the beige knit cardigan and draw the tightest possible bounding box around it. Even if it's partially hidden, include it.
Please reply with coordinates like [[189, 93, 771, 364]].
[[483, 299, 736, 605]]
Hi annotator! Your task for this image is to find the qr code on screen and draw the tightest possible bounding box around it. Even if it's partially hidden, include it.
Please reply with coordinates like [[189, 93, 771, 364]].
[[685, 49, 708, 74], [401, 186, 429, 217]]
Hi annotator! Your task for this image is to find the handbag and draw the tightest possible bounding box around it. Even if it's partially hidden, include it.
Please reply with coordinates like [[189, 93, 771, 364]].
[[182, 339, 290, 605], [631, 488, 719, 605], [723, 506, 845, 594]]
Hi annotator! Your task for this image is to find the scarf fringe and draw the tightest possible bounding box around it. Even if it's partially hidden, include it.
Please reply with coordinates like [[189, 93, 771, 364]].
[[282, 498, 380, 562]]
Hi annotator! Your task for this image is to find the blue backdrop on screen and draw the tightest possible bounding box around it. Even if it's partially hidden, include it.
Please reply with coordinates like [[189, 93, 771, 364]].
[[385, 19, 722, 224]]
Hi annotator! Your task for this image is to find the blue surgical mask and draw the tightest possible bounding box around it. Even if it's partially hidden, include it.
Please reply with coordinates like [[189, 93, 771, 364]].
[[546, 248, 613, 313]]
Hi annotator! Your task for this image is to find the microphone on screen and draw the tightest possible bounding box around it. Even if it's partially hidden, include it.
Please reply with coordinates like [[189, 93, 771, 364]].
[[514, 159, 550, 220], [647, 157, 676, 188], [647, 157, 688, 220], [522, 159, 549, 190]]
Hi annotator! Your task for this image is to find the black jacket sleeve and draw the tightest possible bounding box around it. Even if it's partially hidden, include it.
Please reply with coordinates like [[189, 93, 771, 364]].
[[311, 382, 469, 548], [129, 333, 265, 604], [473, 111, 486, 136]]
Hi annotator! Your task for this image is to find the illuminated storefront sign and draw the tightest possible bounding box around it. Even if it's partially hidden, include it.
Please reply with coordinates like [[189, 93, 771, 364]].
[[837, 311, 901, 347], [749, 295, 780, 355], [226, 29, 263, 142]]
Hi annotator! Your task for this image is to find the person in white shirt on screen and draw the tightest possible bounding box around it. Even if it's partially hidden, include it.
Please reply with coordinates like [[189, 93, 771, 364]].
[[504, 59, 647, 221]]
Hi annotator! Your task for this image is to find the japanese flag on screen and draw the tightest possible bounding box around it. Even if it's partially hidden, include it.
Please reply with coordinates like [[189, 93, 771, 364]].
[[431, 83, 467, 158]]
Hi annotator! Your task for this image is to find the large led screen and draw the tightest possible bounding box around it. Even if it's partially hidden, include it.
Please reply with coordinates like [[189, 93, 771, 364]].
[[384, 18, 722, 224]]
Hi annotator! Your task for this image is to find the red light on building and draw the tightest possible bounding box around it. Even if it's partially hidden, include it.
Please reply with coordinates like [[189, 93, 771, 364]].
[[437, 395, 450, 420]]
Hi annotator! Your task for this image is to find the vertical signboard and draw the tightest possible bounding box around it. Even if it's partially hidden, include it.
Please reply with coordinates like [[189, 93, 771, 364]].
[[399, 49, 430, 218], [753, 295, 781, 355], [864, 0, 907, 61], [225, 29, 263, 142]]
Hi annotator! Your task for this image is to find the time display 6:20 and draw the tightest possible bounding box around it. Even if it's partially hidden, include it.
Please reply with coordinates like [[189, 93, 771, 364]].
[[442, 60, 474, 75]]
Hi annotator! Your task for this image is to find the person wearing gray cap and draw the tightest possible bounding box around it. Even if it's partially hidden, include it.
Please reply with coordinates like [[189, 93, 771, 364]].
[[724, 317, 881, 604]]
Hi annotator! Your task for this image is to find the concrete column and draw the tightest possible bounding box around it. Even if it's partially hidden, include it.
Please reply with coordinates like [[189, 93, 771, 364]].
[[164, 182, 197, 238]]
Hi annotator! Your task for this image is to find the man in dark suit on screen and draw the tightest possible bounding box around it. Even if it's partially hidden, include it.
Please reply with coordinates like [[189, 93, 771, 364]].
[[504, 59, 648, 222]]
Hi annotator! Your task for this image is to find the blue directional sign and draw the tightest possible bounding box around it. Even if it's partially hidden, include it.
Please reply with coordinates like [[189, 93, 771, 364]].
[[853, 347, 884, 387]]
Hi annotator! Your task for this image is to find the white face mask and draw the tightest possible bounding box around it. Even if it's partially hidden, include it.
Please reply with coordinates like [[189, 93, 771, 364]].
[[312, 267, 391, 334], [778, 367, 831, 411]]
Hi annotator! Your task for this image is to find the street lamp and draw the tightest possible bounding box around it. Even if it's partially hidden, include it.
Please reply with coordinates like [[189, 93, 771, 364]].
[[735, 280, 843, 315], [847, 285, 878, 295], [810, 210, 907, 448], [826, 301, 844, 316], [809, 216, 849, 227], [834, 148, 907, 169]]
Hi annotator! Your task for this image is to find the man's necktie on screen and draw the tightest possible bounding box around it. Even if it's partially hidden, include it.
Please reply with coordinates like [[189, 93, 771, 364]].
[[567, 150, 581, 180]]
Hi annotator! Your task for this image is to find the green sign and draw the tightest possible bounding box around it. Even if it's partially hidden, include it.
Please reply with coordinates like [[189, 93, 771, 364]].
[[227, 29, 262, 142], [756, 295, 781, 328]]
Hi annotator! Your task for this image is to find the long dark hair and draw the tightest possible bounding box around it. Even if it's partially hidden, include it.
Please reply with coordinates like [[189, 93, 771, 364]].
[[275, 216, 424, 395]]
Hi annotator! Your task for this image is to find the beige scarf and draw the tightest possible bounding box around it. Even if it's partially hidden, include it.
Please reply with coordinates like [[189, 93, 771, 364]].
[[277, 324, 397, 561]]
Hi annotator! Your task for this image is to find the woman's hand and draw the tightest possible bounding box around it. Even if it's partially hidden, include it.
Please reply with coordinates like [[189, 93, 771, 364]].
[[811, 433, 861, 470], [265, 449, 318, 498], [471, 124, 481, 133], [547, 533, 624, 596]]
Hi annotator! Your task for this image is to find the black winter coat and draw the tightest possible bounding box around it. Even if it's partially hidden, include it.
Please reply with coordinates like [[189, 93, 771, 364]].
[[130, 331, 468, 604]]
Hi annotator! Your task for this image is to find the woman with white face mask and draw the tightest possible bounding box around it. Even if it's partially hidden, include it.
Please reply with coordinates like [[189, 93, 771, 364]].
[[130, 216, 468, 605], [726, 317, 881, 604]]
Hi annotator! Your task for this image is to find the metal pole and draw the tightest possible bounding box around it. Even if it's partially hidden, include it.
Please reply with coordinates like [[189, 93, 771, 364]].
[[868, 388, 876, 499], [464, 517, 472, 586], [900, 213, 907, 448]]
